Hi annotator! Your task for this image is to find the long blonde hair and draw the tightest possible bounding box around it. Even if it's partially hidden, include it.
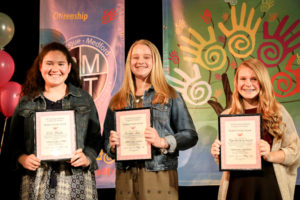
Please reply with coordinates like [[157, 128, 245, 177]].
[[230, 59, 284, 139], [110, 39, 177, 110]]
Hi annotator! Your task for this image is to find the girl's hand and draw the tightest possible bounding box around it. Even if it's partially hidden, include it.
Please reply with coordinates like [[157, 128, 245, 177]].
[[211, 139, 221, 162], [109, 130, 119, 153], [70, 148, 90, 168], [260, 139, 271, 161], [144, 127, 169, 149], [18, 154, 41, 171]]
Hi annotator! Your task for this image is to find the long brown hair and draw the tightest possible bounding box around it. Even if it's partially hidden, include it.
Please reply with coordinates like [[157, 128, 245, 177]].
[[110, 39, 177, 110], [21, 42, 81, 99], [230, 59, 284, 139]]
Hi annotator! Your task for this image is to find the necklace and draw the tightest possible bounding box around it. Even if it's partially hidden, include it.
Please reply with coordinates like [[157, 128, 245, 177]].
[[135, 95, 144, 103]]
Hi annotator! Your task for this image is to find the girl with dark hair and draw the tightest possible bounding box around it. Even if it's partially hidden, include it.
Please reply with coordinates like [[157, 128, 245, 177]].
[[8, 42, 102, 199]]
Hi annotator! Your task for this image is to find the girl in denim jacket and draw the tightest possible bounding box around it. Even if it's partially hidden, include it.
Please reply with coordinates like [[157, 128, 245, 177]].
[[103, 39, 198, 200], [8, 42, 102, 199]]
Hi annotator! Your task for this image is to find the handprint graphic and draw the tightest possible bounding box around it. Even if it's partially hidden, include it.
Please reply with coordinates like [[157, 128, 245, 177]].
[[257, 15, 300, 68], [218, 2, 261, 58], [175, 18, 187, 35], [166, 64, 212, 106], [260, 0, 274, 12], [268, 13, 278, 22], [101, 8, 117, 24], [200, 9, 212, 24], [271, 55, 300, 97], [180, 26, 227, 71], [168, 50, 180, 65]]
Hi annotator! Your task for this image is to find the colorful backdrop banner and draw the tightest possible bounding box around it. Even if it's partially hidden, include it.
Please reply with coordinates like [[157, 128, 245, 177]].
[[40, 0, 124, 188], [163, 0, 300, 186]]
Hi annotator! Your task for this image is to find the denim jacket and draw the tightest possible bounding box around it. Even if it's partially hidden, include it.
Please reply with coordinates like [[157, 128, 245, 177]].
[[8, 83, 102, 173], [103, 87, 198, 171]]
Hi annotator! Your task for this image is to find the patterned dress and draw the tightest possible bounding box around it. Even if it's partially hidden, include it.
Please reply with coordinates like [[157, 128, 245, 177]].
[[20, 98, 98, 200]]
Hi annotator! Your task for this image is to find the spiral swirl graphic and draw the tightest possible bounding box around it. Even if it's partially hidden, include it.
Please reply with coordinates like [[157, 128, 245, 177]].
[[101, 15, 110, 24], [257, 42, 282, 68], [271, 72, 293, 97], [201, 44, 227, 71], [103, 153, 114, 164], [185, 79, 212, 106], [228, 33, 253, 58], [97, 150, 115, 164]]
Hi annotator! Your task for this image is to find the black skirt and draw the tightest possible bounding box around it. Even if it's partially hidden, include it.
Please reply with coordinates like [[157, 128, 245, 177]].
[[226, 159, 282, 200]]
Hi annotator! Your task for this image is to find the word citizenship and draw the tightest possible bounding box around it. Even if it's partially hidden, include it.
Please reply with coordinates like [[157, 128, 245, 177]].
[[53, 11, 88, 22]]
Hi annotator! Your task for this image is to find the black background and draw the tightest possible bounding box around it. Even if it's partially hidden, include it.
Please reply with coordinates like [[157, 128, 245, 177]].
[[0, 0, 299, 199]]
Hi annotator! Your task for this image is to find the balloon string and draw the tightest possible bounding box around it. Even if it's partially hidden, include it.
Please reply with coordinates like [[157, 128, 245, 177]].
[[0, 117, 8, 154]]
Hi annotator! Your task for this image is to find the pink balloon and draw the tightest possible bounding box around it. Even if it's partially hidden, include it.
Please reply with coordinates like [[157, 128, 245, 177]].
[[0, 81, 21, 117], [0, 90, 2, 114], [0, 50, 15, 88]]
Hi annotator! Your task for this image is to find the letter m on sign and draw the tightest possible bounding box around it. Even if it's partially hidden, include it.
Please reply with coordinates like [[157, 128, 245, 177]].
[[81, 54, 100, 77]]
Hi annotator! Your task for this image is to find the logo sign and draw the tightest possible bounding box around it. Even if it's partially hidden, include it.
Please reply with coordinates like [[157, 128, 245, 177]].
[[66, 35, 117, 99]]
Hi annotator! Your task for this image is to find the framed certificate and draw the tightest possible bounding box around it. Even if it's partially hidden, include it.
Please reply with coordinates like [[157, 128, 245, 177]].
[[35, 110, 76, 161], [115, 108, 152, 161], [218, 113, 262, 171]]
